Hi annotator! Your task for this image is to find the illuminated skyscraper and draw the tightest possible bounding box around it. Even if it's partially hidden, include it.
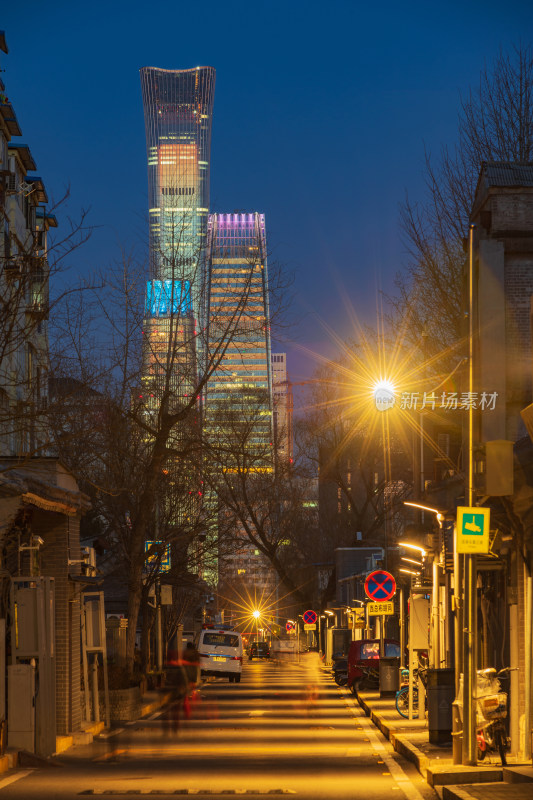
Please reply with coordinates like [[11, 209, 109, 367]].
[[207, 212, 272, 449], [140, 66, 215, 407], [207, 213, 274, 588]]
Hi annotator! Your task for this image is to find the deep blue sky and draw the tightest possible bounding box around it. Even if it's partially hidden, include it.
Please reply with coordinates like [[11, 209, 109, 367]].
[[2, 0, 532, 378]]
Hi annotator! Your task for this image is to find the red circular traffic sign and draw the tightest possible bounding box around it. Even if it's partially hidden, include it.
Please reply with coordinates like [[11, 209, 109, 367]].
[[364, 570, 396, 601], [303, 609, 317, 625], [286, 621, 294, 632]]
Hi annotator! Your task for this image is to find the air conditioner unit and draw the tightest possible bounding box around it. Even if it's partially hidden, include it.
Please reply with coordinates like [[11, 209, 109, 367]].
[[5, 173, 17, 194]]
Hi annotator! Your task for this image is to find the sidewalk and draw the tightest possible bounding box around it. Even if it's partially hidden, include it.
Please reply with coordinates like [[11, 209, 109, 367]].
[[355, 689, 533, 800]]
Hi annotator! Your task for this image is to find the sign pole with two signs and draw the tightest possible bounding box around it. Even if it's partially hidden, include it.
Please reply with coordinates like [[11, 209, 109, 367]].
[[364, 569, 397, 655]]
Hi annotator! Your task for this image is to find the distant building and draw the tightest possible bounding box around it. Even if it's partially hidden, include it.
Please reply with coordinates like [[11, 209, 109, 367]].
[[206, 212, 274, 591], [271, 352, 293, 463], [139, 65, 216, 414]]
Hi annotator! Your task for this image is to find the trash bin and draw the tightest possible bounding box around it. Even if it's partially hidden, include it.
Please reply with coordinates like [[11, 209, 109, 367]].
[[427, 668, 455, 744], [379, 657, 400, 697]]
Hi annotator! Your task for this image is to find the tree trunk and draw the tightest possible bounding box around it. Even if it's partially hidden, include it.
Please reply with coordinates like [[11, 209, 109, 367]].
[[126, 561, 144, 674]]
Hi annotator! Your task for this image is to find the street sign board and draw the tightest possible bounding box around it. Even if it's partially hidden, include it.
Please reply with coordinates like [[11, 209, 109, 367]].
[[304, 623, 316, 631], [353, 608, 365, 624], [286, 621, 294, 632], [367, 601, 395, 616], [364, 570, 396, 601], [303, 609, 317, 625], [144, 540, 171, 572], [457, 506, 490, 554]]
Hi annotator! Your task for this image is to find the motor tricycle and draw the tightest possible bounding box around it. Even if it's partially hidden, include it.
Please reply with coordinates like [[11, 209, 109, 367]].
[[347, 638, 401, 693]]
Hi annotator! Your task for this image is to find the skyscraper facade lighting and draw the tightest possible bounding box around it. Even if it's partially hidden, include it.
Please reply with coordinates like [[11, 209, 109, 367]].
[[207, 212, 273, 457], [140, 65, 215, 323], [140, 65, 215, 409]]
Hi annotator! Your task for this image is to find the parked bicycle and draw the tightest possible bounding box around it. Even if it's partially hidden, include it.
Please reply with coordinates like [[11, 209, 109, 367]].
[[395, 666, 428, 718], [476, 667, 513, 765]]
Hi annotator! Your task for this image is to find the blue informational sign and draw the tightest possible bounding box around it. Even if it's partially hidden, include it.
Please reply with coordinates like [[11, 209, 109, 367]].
[[145, 279, 191, 317], [144, 540, 171, 572]]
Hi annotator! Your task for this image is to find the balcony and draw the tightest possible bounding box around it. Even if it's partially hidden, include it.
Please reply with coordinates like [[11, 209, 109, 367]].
[[26, 300, 49, 320], [3, 259, 22, 279]]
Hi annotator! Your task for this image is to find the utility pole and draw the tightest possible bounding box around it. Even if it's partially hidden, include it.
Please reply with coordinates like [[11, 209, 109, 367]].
[[462, 223, 478, 766]]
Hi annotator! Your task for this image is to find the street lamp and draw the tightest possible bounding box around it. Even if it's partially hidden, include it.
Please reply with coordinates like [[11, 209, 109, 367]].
[[403, 501, 445, 671], [398, 540, 427, 557], [401, 556, 423, 568]]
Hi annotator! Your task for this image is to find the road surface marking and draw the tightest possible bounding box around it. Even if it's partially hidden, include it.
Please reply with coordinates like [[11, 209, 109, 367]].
[[0, 770, 33, 790], [341, 688, 426, 800]]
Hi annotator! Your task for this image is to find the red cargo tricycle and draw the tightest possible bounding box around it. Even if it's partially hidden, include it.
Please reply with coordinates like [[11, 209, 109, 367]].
[[347, 638, 401, 693]]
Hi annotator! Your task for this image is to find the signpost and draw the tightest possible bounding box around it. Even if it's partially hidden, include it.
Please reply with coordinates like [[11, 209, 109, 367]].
[[364, 571, 397, 656], [302, 609, 317, 625], [352, 608, 365, 630], [144, 540, 171, 572], [364, 570, 396, 601], [367, 601, 394, 616], [286, 621, 294, 633], [456, 507, 490, 554]]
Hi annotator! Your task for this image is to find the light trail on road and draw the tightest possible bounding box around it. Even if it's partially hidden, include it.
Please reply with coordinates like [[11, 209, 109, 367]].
[[0, 659, 436, 800]]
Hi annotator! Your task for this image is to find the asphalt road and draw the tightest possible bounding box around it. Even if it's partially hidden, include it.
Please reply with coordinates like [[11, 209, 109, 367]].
[[0, 658, 437, 799]]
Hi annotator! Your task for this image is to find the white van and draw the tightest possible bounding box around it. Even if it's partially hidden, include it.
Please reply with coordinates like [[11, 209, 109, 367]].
[[197, 628, 243, 682]]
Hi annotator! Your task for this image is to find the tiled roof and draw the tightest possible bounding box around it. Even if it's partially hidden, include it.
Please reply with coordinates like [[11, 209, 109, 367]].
[[482, 161, 533, 187]]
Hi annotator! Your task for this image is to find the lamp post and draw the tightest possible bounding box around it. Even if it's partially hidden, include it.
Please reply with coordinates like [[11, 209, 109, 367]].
[[463, 222, 477, 766], [404, 501, 444, 670]]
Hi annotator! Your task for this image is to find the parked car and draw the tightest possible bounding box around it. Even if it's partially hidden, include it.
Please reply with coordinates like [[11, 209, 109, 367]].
[[197, 628, 243, 682], [347, 638, 401, 692], [249, 641, 270, 660]]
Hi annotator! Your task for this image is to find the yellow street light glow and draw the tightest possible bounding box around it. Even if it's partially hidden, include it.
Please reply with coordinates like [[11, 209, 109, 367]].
[[398, 541, 427, 557], [401, 556, 423, 567], [252, 609, 261, 619], [324, 610, 334, 616], [399, 568, 420, 576], [403, 501, 444, 524]]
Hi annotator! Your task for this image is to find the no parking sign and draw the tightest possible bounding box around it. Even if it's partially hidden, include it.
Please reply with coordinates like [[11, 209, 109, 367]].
[[364, 570, 396, 602]]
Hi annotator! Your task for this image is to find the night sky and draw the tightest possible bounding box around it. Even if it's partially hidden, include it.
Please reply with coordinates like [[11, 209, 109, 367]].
[[2, 0, 532, 379]]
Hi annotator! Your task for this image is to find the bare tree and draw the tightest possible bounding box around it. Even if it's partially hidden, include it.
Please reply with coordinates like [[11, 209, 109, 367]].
[[49, 204, 291, 672], [388, 44, 533, 358]]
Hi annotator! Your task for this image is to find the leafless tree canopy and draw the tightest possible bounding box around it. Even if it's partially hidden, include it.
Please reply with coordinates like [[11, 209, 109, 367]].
[[388, 44, 533, 358]]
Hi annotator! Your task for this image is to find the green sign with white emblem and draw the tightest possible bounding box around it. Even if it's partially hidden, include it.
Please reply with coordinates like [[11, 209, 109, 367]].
[[457, 507, 490, 554]]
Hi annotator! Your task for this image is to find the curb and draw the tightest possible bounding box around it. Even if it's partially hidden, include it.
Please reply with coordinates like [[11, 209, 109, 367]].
[[356, 691, 430, 777], [140, 691, 175, 718], [0, 751, 18, 774]]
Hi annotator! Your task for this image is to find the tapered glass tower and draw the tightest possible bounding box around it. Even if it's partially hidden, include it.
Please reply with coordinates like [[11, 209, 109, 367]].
[[140, 65, 215, 410]]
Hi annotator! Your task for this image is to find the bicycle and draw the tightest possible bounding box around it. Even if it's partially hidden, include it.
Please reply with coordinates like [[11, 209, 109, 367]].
[[395, 666, 428, 718], [476, 667, 513, 765]]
